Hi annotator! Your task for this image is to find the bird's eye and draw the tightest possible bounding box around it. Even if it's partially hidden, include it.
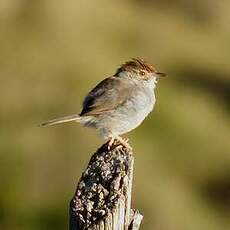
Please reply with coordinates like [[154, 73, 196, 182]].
[[140, 71, 145, 76]]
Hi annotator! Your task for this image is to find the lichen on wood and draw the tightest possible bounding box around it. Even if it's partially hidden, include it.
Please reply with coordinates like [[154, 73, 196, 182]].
[[69, 141, 143, 230]]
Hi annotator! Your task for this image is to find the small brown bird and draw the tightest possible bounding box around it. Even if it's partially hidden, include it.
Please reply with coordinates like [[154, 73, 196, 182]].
[[41, 58, 166, 149]]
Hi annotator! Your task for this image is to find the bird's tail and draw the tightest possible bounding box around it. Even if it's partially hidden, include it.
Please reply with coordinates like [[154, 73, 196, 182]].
[[41, 114, 81, 127]]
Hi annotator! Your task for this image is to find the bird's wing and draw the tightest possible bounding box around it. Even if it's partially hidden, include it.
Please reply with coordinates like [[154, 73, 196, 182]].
[[80, 76, 134, 116]]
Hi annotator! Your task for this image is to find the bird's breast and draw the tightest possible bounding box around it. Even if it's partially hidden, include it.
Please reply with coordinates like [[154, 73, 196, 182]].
[[128, 85, 155, 119], [110, 84, 155, 134]]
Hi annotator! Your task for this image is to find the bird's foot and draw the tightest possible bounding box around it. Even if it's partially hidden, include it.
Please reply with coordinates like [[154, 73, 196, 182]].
[[115, 136, 132, 150], [123, 137, 129, 143], [107, 136, 132, 150]]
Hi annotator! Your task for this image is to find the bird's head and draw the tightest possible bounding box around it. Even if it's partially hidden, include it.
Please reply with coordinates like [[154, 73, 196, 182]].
[[115, 58, 167, 85]]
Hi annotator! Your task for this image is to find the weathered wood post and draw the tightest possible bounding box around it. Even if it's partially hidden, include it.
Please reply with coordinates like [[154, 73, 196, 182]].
[[69, 141, 143, 230]]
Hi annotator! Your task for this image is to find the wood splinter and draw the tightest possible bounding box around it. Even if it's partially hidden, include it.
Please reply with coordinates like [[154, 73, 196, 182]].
[[69, 141, 143, 230]]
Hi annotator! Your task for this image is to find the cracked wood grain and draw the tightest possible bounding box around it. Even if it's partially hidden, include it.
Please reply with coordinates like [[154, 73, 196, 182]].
[[69, 141, 143, 230]]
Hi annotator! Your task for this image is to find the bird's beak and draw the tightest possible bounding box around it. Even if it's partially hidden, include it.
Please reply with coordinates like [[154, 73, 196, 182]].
[[156, 72, 167, 78]]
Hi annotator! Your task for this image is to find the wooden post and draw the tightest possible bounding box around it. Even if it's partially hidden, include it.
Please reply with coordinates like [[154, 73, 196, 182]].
[[69, 141, 143, 230]]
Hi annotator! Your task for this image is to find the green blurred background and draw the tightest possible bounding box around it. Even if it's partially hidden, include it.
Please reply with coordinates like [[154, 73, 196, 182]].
[[0, 0, 230, 229]]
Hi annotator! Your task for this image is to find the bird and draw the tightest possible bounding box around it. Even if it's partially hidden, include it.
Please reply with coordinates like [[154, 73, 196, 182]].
[[41, 58, 166, 149]]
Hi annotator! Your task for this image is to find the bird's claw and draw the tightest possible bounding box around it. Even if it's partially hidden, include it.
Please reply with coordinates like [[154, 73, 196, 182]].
[[107, 136, 132, 151], [115, 136, 132, 150]]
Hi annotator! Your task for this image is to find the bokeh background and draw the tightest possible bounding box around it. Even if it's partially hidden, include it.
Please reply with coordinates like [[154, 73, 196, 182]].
[[1, 0, 230, 229]]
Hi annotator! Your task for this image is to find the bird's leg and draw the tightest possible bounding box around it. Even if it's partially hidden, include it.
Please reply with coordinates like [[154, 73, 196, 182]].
[[115, 135, 132, 150], [107, 136, 115, 150]]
